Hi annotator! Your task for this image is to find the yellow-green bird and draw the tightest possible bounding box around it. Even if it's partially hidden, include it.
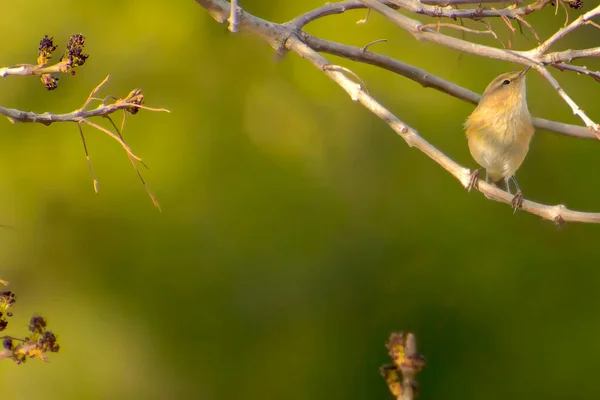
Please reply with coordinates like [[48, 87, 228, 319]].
[[465, 68, 534, 208]]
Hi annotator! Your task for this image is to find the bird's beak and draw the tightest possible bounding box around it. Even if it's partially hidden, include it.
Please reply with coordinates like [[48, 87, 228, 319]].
[[518, 66, 531, 78]]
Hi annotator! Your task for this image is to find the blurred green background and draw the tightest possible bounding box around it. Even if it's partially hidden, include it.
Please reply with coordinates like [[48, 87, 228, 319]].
[[1, 1, 600, 399]]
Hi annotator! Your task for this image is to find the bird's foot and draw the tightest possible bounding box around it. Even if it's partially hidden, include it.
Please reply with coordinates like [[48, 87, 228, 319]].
[[467, 168, 481, 192], [511, 190, 524, 213]]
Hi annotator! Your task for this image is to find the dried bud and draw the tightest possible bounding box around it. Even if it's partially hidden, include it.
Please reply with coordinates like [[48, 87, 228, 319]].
[[29, 315, 47, 334], [552, 0, 583, 8], [568, 0, 583, 9], [124, 89, 144, 115], [41, 74, 59, 90], [2, 337, 12, 350], [380, 364, 402, 397], [37, 35, 58, 65], [41, 331, 60, 353], [64, 34, 89, 68], [0, 290, 16, 308]]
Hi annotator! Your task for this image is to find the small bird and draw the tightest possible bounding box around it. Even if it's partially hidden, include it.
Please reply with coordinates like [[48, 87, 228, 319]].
[[465, 67, 534, 209]]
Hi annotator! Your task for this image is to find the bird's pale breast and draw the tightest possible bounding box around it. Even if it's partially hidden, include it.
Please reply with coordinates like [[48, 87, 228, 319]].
[[465, 105, 534, 183]]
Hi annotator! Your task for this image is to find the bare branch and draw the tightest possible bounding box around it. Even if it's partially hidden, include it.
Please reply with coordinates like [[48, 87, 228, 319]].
[[288, 1, 398, 29], [302, 34, 595, 139], [551, 63, 600, 83], [541, 46, 600, 63], [288, 35, 600, 223], [356, 0, 528, 61], [0, 85, 169, 126], [535, 4, 600, 53], [534, 65, 600, 135], [288, 0, 554, 29], [289, 0, 596, 68], [0, 74, 169, 208], [362, 38, 388, 52], [194, 0, 600, 223]]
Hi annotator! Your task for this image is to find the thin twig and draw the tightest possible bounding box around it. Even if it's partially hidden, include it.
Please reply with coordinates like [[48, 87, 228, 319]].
[[228, 0, 239, 32], [420, 21, 498, 37], [356, 8, 371, 24], [551, 63, 600, 83], [106, 116, 161, 210], [287, 0, 553, 29], [80, 75, 111, 111], [535, 5, 600, 54], [362, 39, 388, 52], [77, 122, 99, 193], [588, 20, 600, 31], [514, 14, 541, 43], [323, 64, 370, 95], [559, 0, 569, 27], [534, 65, 600, 136], [82, 119, 142, 161]]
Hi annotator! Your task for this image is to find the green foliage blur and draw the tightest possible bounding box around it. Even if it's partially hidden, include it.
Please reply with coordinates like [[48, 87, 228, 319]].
[[1, 1, 600, 399]]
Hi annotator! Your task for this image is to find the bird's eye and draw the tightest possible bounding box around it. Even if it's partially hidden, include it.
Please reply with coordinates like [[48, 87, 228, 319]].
[[502, 79, 511, 86]]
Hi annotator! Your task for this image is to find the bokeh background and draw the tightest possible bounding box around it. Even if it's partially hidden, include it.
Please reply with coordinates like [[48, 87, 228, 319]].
[[1, 1, 600, 399]]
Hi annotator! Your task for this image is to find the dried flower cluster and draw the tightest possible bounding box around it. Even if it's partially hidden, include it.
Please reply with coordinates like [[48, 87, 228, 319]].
[[552, 0, 583, 9], [0, 289, 15, 331], [36, 33, 89, 90], [0, 281, 60, 364]]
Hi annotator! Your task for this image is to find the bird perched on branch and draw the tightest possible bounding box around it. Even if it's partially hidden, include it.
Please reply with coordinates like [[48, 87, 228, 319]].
[[465, 67, 534, 210]]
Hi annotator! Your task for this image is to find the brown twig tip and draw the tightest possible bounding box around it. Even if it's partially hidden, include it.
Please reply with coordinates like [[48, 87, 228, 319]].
[[386, 332, 426, 373], [382, 332, 426, 399]]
